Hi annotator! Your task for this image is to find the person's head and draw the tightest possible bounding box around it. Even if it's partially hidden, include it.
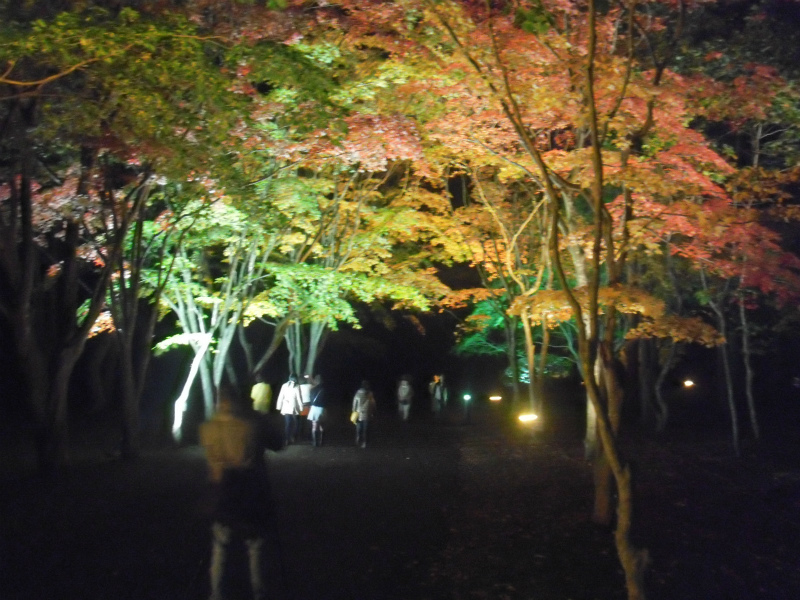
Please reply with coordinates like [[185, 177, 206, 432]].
[[288, 373, 298, 384], [216, 383, 241, 413], [312, 374, 323, 386], [254, 372, 265, 383], [361, 379, 371, 392]]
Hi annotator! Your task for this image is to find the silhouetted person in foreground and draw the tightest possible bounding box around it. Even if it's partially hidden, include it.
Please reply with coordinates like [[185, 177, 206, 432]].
[[199, 384, 282, 600]]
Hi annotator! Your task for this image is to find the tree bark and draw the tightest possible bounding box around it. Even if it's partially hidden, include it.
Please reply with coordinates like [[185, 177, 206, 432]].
[[738, 290, 759, 440]]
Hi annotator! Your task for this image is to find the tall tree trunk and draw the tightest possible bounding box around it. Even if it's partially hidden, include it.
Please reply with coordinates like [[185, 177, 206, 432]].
[[653, 340, 676, 433], [717, 322, 740, 456], [305, 321, 328, 377], [538, 317, 551, 414], [85, 334, 116, 412], [119, 334, 140, 459], [171, 335, 212, 440], [521, 308, 537, 411], [738, 290, 759, 440], [504, 317, 522, 404], [702, 271, 739, 456], [39, 345, 86, 472]]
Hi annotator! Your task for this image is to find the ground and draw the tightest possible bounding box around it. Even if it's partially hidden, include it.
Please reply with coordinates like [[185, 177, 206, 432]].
[[2, 399, 800, 600]]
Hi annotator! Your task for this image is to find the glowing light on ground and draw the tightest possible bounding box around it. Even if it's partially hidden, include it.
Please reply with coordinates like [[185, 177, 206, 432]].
[[684, 379, 695, 388], [463, 394, 472, 402], [489, 395, 502, 402], [518, 413, 539, 423]]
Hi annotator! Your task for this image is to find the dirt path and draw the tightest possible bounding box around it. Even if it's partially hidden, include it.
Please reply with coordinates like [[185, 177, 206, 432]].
[[1, 407, 465, 600], [3, 402, 800, 600]]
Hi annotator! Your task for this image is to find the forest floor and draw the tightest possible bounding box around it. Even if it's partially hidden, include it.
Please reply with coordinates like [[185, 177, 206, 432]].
[[2, 398, 800, 600]]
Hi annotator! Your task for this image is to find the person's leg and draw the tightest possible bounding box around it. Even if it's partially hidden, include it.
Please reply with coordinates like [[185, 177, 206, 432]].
[[245, 536, 266, 600], [361, 420, 369, 448], [283, 414, 292, 445], [209, 522, 231, 600]]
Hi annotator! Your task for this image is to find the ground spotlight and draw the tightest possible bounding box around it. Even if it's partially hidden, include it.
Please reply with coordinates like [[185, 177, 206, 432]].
[[489, 395, 502, 402], [518, 413, 538, 423], [683, 379, 695, 388]]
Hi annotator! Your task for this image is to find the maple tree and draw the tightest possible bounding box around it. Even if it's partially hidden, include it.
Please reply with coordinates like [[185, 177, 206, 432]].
[[0, 5, 248, 469], [320, 1, 800, 597], [2, 2, 799, 597]]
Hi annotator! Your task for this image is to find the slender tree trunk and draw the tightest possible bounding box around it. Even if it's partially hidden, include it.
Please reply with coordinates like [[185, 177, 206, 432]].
[[286, 321, 304, 376], [40, 345, 86, 471], [252, 317, 292, 376], [171, 335, 212, 440], [504, 318, 521, 404], [538, 317, 551, 414], [305, 321, 328, 377], [717, 321, 740, 456], [738, 291, 759, 440], [119, 335, 139, 459], [238, 324, 254, 378], [521, 308, 537, 411], [701, 270, 739, 455], [653, 340, 676, 432], [85, 335, 115, 412], [198, 357, 215, 418]]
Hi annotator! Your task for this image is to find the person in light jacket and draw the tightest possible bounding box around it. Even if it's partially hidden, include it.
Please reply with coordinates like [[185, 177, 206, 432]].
[[275, 374, 304, 446], [352, 380, 376, 449]]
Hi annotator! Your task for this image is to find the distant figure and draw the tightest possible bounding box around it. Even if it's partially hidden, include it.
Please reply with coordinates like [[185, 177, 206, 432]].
[[397, 377, 413, 421], [275, 374, 304, 446], [298, 373, 313, 442], [308, 374, 327, 447], [250, 374, 272, 415], [352, 380, 377, 448], [429, 374, 448, 419], [199, 384, 281, 600]]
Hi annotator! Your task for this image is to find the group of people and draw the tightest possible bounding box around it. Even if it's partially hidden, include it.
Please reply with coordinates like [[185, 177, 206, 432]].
[[198, 371, 450, 599], [272, 373, 327, 447], [252, 372, 450, 450], [394, 373, 449, 422]]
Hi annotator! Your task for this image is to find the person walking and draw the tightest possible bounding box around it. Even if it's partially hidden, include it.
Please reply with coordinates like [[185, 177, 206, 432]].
[[250, 373, 272, 415], [275, 374, 303, 446], [308, 374, 327, 447], [298, 373, 313, 442], [397, 377, 413, 422], [352, 380, 376, 448], [199, 384, 281, 600], [429, 374, 448, 420]]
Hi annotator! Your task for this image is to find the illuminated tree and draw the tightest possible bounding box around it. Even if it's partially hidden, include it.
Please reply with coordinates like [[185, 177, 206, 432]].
[[326, 1, 779, 597], [0, 6, 243, 469]]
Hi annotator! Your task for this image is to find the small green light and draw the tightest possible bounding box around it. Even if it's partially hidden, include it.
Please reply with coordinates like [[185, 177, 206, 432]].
[[463, 394, 472, 402]]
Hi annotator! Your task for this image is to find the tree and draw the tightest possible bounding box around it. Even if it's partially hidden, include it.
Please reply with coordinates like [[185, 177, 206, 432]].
[[0, 6, 245, 469], [330, 1, 766, 597]]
